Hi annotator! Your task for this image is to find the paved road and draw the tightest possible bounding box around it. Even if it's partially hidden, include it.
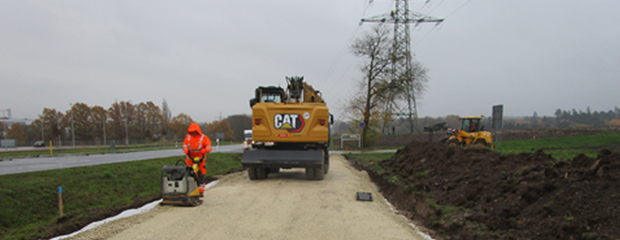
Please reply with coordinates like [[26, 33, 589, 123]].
[[0, 144, 244, 176]]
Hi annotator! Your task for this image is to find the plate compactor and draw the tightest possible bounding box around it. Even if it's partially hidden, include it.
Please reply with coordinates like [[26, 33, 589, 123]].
[[160, 163, 203, 206]]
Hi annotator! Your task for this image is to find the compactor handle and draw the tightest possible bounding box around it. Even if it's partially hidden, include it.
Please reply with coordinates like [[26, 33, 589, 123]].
[[192, 156, 205, 164]]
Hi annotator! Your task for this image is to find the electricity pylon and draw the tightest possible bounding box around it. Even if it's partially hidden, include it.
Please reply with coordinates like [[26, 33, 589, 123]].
[[361, 0, 443, 133]]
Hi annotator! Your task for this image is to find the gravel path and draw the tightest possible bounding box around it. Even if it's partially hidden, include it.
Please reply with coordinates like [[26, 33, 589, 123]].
[[64, 155, 429, 240]]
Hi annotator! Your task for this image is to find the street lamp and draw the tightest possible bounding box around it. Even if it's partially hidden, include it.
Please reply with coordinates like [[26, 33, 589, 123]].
[[40, 121, 44, 142], [125, 117, 129, 146], [69, 103, 75, 147], [103, 116, 107, 146]]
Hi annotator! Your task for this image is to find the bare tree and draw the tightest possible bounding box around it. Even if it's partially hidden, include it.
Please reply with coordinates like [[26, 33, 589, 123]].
[[346, 25, 393, 147], [169, 113, 194, 140], [227, 114, 252, 142], [0, 121, 7, 139], [91, 105, 108, 144], [393, 59, 429, 133], [7, 123, 27, 144], [161, 99, 172, 138], [69, 102, 93, 142], [39, 108, 64, 144]]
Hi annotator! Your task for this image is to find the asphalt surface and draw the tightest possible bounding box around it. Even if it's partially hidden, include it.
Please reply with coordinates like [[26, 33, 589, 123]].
[[0, 144, 244, 176]]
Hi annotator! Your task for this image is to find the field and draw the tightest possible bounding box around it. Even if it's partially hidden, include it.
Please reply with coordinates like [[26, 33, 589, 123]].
[[495, 132, 620, 159], [345, 132, 620, 239], [371, 126, 620, 148], [0, 153, 242, 240]]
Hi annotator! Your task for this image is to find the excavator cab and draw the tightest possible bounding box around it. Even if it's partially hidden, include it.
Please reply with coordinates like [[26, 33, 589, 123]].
[[249, 86, 286, 107], [460, 117, 482, 132]]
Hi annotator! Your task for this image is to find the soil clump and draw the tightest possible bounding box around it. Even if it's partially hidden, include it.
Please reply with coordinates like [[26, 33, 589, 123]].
[[347, 141, 620, 239]]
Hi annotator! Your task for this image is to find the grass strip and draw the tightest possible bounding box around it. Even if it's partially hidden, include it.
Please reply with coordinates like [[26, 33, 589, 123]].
[[494, 132, 620, 158], [0, 153, 242, 240]]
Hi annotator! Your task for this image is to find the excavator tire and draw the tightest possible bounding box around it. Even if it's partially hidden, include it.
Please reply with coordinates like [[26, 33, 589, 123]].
[[256, 167, 268, 179], [305, 165, 325, 180], [324, 149, 330, 174], [248, 167, 258, 180], [305, 168, 315, 180], [475, 139, 487, 147], [447, 139, 460, 147], [314, 165, 325, 180]]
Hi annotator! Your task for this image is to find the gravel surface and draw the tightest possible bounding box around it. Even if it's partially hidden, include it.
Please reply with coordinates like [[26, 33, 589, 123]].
[[64, 155, 429, 240]]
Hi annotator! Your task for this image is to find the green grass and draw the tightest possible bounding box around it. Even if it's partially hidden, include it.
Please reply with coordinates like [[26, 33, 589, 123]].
[[0, 153, 242, 240], [493, 132, 620, 159]]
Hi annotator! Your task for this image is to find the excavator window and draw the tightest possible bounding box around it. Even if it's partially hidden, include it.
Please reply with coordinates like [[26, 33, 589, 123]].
[[460, 118, 481, 132], [262, 94, 281, 103], [255, 86, 285, 103]]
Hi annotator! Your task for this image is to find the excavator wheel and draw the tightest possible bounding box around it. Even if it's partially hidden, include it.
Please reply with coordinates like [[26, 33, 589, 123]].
[[256, 167, 268, 179], [305, 168, 315, 180], [305, 165, 324, 181], [475, 139, 487, 147], [323, 149, 330, 174], [248, 167, 258, 180], [447, 139, 460, 147]]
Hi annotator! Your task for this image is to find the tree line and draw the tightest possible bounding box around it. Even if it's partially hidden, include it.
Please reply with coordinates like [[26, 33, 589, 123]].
[[330, 106, 620, 147], [0, 100, 253, 146], [407, 107, 620, 132]]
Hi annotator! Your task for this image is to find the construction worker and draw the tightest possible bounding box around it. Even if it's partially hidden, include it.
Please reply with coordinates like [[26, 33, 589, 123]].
[[182, 123, 212, 196], [470, 121, 477, 132]]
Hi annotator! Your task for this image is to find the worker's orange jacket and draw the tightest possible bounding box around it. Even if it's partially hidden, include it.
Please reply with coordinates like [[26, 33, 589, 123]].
[[183, 123, 212, 175]]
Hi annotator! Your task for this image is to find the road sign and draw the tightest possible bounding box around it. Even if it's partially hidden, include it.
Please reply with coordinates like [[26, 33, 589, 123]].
[[358, 121, 365, 129], [492, 105, 503, 130]]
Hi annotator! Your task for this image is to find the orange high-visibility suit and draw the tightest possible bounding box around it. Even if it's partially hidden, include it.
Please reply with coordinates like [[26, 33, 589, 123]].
[[183, 123, 212, 182]]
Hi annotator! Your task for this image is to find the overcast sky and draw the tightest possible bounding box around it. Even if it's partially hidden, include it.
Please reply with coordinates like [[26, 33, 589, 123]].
[[1, 0, 618, 122]]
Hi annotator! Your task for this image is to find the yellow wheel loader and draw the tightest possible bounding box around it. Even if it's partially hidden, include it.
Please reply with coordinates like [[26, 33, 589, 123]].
[[241, 76, 332, 180], [441, 116, 492, 147]]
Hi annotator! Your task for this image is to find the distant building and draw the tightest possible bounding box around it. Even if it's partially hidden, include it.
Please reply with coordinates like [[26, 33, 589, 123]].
[[0, 109, 33, 126], [0, 118, 33, 126]]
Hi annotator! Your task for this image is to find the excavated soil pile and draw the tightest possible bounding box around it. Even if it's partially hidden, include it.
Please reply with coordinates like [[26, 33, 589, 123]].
[[352, 141, 620, 239]]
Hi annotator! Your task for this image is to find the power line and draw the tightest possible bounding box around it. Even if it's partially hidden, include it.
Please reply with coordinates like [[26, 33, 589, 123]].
[[318, 1, 372, 90], [444, 0, 473, 19], [411, 24, 441, 49], [318, 24, 362, 90], [324, 59, 359, 98], [426, 0, 445, 15]]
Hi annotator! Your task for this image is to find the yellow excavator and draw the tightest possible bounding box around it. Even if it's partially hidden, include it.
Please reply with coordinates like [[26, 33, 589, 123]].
[[242, 76, 332, 180], [441, 116, 493, 147]]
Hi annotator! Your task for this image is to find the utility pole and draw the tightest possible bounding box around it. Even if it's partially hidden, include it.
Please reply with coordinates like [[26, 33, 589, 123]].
[[69, 103, 75, 147], [361, 0, 443, 133], [103, 117, 107, 146], [125, 117, 129, 146]]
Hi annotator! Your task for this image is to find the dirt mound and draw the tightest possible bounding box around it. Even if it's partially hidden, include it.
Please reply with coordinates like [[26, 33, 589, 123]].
[[351, 141, 620, 239]]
